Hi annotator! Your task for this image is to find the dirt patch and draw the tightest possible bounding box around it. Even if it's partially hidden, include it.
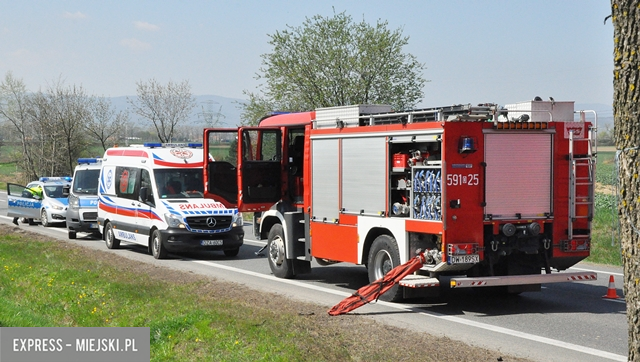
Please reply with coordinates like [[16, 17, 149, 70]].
[[0, 224, 531, 361], [596, 182, 616, 195]]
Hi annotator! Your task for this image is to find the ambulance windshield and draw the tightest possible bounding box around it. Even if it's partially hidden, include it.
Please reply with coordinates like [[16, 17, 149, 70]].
[[155, 169, 204, 199]]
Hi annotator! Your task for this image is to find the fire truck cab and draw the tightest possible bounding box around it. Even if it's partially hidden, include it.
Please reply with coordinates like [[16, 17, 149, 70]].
[[203, 100, 598, 301]]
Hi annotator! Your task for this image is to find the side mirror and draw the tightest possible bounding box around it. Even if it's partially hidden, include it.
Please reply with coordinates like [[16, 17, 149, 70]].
[[63, 185, 70, 197]]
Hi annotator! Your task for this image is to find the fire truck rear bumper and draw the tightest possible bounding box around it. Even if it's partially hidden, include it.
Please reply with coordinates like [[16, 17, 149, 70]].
[[450, 271, 597, 288], [160, 227, 244, 252]]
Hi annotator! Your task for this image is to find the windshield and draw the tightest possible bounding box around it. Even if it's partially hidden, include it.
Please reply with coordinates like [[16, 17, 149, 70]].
[[72, 169, 100, 195], [43, 185, 65, 198], [154, 168, 204, 199]]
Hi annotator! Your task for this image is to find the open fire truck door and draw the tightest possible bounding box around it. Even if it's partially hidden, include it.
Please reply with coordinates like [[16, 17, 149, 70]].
[[204, 127, 284, 212]]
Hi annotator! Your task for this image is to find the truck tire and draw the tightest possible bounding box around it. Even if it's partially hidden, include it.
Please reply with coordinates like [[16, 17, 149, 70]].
[[104, 222, 120, 249], [40, 209, 50, 227], [151, 229, 167, 259], [367, 234, 403, 302], [267, 224, 294, 278]]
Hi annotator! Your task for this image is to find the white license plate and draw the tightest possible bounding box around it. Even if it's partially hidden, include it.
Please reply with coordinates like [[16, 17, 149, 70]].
[[450, 254, 480, 264], [201, 240, 223, 246]]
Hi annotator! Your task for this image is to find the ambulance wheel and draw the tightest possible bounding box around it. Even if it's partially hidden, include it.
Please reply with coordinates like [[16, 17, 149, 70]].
[[267, 224, 294, 279], [368, 235, 403, 302], [104, 222, 120, 249], [40, 209, 50, 227], [224, 247, 240, 257], [151, 229, 167, 259], [68, 230, 77, 239]]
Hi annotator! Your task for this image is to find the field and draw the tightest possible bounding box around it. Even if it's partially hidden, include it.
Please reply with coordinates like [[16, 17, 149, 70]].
[[590, 147, 622, 266]]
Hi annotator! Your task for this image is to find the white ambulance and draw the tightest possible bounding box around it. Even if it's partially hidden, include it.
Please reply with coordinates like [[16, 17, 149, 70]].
[[97, 143, 244, 259]]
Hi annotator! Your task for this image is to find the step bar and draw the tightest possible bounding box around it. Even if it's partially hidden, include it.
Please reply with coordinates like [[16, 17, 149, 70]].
[[449, 271, 597, 288]]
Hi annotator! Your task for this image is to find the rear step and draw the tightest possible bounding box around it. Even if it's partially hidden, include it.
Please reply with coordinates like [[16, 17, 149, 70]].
[[399, 275, 440, 288], [450, 271, 597, 288]]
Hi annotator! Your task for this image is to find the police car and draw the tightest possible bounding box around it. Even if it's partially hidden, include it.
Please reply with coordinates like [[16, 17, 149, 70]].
[[7, 177, 72, 227]]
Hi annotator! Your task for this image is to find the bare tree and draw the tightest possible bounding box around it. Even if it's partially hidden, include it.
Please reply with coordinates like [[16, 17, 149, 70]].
[[0, 72, 38, 181], [128, 79, 196, 143], [26, 82, 92, 177], [611, 1, 640, 360], [86, 97, 128, 151]]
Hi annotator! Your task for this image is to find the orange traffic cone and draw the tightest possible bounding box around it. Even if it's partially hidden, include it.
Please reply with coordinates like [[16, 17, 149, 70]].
[[603, 275, 621, 299]]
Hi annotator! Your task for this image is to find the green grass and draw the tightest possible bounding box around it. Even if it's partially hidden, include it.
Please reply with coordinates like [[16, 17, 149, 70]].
[[0, 234, 340, 361], [587, 149, 622, 266]]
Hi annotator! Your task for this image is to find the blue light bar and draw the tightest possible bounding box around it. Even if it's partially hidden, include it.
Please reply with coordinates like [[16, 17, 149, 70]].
[[39, 176, 73, 182], [77, 158, 98, 164], [144, 143, 163, 148]]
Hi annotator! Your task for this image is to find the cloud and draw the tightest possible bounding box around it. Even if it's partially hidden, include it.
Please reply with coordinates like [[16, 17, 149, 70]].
[[134, 21, 160, 32], [120, 38, 152, 51], [63, 11, 87, 19]]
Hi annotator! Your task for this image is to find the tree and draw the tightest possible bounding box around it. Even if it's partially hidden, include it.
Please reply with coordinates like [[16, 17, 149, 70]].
[[86, 97, 128, 151], [611, 1, 640, 360], [128, 79, 196, 143], [0, 72, 38, 181], [240, 11, 426, 125], [26, 81, 93, 177]]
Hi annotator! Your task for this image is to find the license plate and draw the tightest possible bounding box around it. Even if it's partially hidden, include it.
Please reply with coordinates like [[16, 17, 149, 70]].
[[89, 223, 98, 229], [450, 254, 479, 264], [201, 240, 223, 246]]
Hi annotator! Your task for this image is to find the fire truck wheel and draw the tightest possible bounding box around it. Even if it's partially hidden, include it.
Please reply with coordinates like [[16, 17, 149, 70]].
[[104, 222, 120, 249], [267, 224, 294, 279], [151, 229, 168, 259], [40, 209, 50, 227], [368, 235, 403, 302]]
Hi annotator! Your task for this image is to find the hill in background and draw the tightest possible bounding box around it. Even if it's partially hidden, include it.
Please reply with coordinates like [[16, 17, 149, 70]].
[[110, 95, 246, 128]]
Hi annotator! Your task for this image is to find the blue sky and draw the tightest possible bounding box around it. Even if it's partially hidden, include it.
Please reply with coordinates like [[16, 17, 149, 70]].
[[0, 1, 613, 112]]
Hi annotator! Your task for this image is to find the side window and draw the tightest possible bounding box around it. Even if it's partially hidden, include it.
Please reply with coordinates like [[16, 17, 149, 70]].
[[140, 169, 154, 205], [115, 166, 140, 200]]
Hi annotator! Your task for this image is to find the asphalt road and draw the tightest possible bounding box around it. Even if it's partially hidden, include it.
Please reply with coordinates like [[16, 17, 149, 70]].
[[0, 191, 628, 362]]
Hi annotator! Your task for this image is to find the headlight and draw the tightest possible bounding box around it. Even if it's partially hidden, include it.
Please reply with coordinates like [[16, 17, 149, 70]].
[[68, 195, 79, 209], [164, 213, 185, 228], [232, 212, 243, 227], [51, 204, 64, 210]]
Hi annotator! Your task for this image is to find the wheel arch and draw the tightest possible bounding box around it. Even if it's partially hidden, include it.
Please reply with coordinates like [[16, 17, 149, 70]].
[[147, 225, 160, 253], [102, 218, 112, 240], [259, 211, 284, 240], [362, 227, 396, 265]]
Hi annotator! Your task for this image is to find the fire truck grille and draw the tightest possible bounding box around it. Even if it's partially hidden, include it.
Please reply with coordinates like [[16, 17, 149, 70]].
[[186, 215, 233, 231], [83, 212, 98, 220]]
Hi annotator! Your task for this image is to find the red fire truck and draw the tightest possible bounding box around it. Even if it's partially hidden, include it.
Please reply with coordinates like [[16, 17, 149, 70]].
[[203, 100, 598, 301]]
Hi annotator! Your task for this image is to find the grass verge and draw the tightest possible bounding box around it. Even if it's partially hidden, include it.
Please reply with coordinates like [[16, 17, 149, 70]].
[[0, 226, 524, 362]]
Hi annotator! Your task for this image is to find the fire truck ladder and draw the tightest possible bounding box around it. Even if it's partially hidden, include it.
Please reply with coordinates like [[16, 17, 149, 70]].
[[568, 128, 595, 240], [365, 103, 504, 125]]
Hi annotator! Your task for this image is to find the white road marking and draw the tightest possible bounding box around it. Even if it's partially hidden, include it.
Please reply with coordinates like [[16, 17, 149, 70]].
[[1, 218, 626, 360], [188, 256, 627, 362]]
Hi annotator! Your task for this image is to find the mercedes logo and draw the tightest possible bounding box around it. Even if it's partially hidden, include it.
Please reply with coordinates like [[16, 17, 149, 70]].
[[206, 217, 217, 228]]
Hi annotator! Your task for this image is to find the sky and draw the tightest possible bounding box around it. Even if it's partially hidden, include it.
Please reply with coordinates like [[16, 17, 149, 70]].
[[0, 1, 613, 115]]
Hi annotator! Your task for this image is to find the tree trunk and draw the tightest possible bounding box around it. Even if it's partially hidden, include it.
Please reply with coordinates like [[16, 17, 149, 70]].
[[611, 1, 640, 360]]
